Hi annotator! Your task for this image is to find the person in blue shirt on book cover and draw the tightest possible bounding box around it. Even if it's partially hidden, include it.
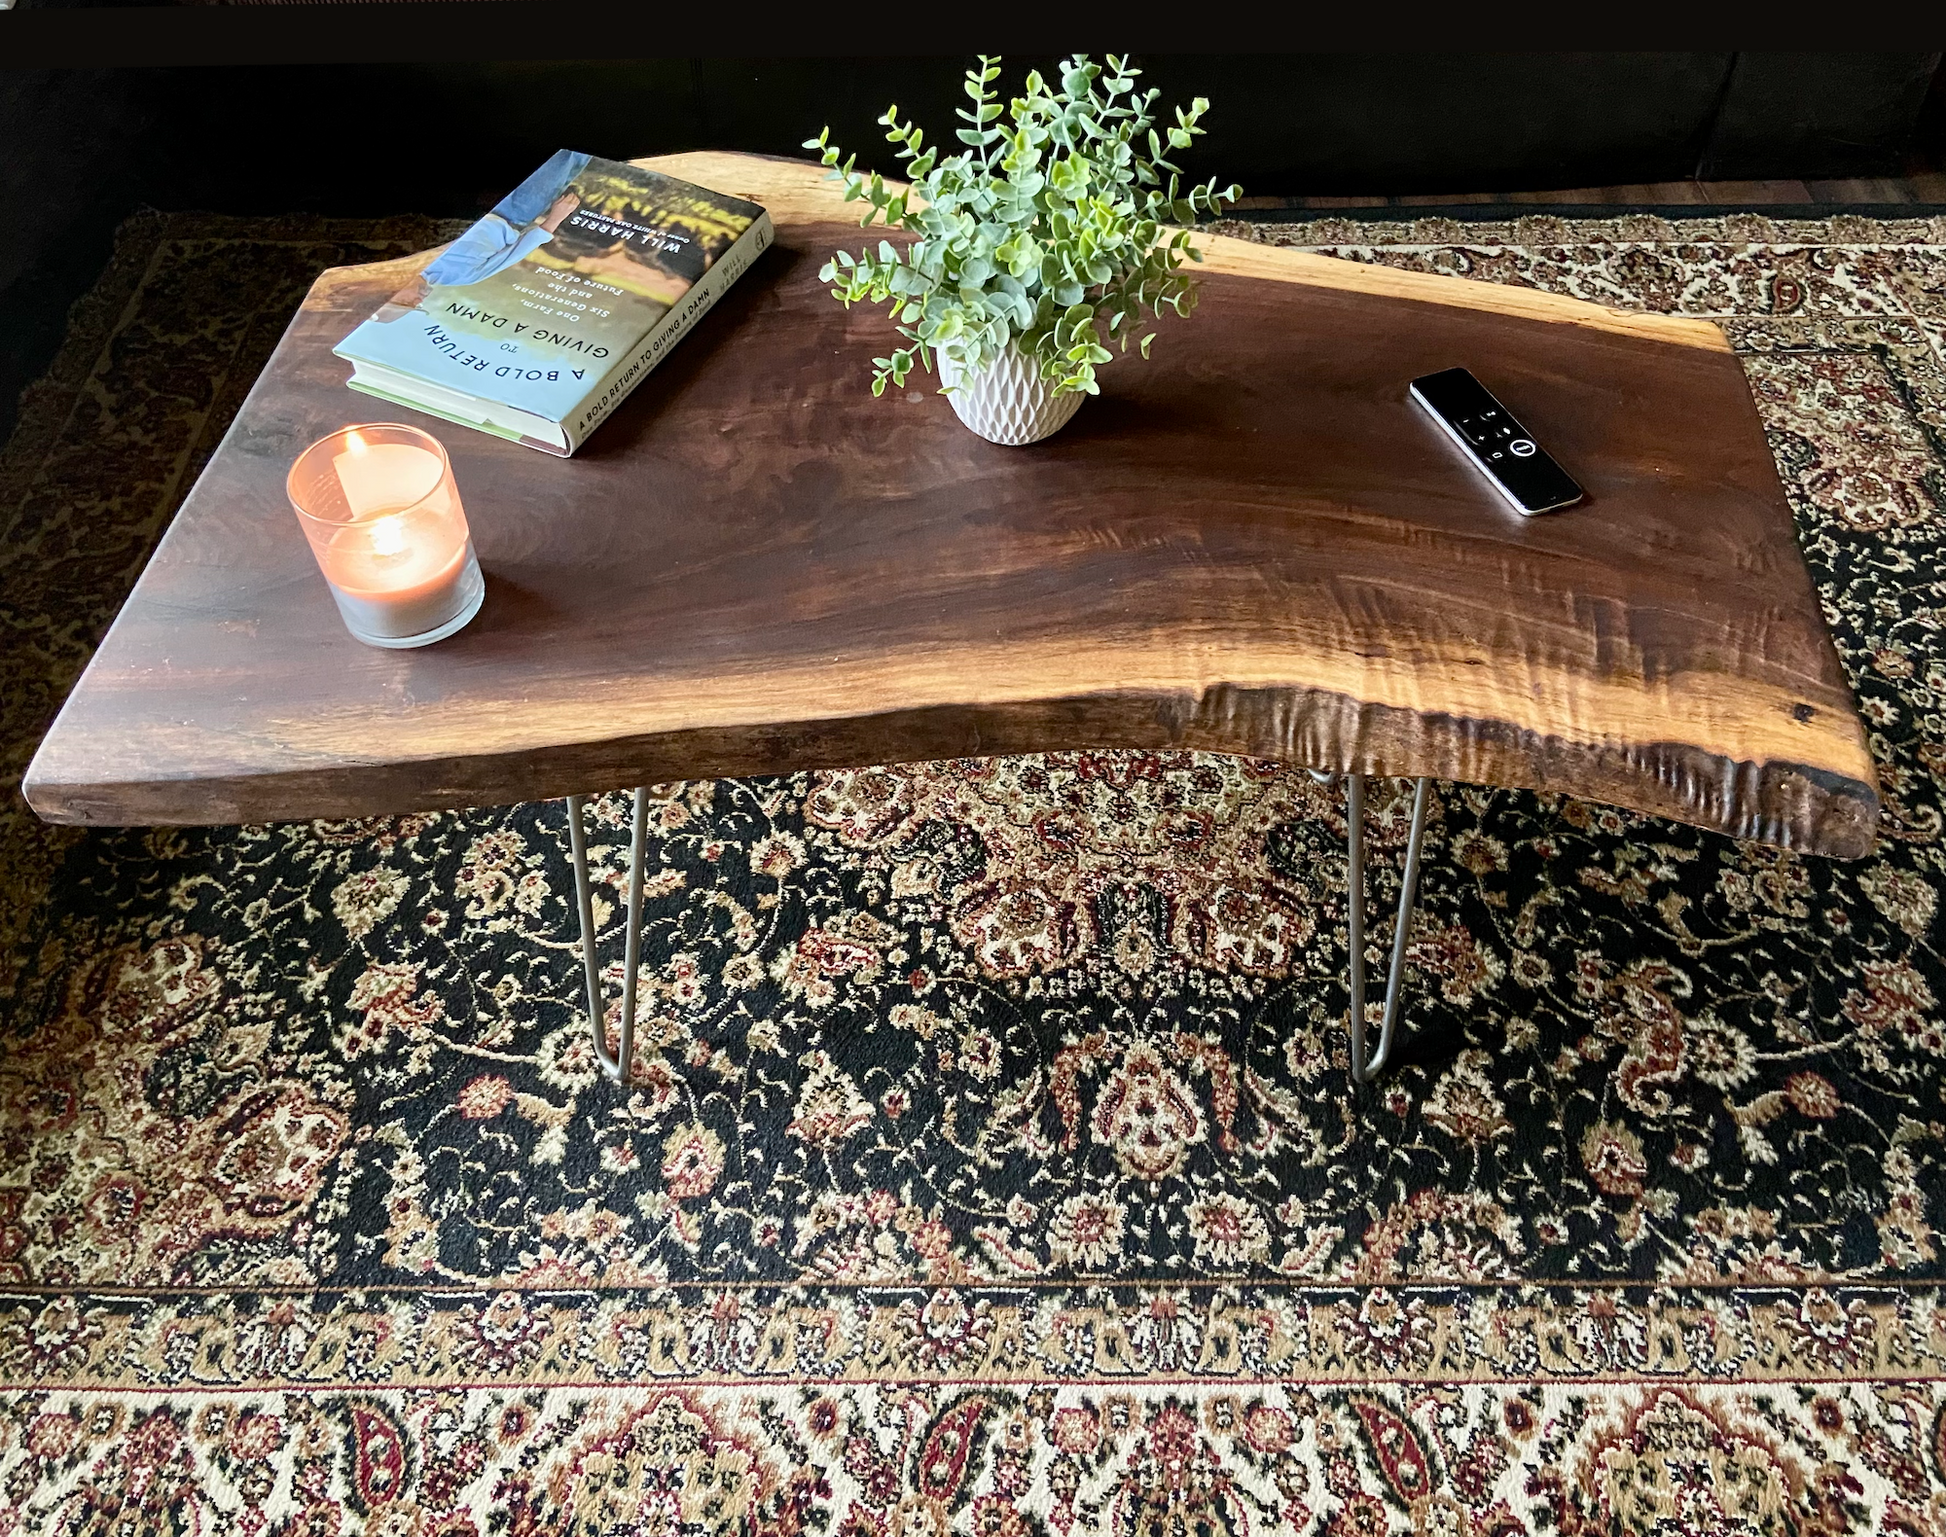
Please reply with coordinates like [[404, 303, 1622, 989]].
[[376, 149, 592, 319]]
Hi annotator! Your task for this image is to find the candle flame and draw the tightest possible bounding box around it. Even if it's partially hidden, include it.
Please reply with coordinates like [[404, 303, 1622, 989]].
[[345, 429, 369, 456], [369, 514, 406, 557]]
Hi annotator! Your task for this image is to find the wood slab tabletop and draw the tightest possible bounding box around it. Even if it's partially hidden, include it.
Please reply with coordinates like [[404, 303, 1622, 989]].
[[24, 152, 1879, 858]]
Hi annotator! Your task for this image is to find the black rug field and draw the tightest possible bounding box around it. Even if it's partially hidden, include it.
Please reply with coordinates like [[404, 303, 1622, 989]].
[[2, 207, 1945, 1532]]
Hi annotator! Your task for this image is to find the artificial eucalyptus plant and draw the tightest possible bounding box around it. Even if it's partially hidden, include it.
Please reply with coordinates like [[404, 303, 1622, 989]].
[[804, 55, 1240, 397]]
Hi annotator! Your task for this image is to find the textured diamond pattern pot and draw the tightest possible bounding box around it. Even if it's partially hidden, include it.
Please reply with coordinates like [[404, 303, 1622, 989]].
[[937, 341, 1085, 446]]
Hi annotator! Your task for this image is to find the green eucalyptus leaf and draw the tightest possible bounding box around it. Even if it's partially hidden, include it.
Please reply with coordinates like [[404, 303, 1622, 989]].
[[810, 53, 1238, 403]]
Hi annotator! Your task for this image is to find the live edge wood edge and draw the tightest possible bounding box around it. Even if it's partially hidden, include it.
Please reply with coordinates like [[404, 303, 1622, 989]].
[[21, 152, 1881, 860], [28, 686, 1879, 861]]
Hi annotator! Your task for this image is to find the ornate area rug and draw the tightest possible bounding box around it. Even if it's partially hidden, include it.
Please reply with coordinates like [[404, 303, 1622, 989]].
[[2, 209, 1944, 1532]]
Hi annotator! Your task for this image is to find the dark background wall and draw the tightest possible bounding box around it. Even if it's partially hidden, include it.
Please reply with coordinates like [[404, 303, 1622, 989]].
[[3, 50, 1943, 447]]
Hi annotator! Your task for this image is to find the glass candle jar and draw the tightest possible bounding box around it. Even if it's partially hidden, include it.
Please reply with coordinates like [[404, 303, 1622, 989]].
[[286, 423, 485, 649]]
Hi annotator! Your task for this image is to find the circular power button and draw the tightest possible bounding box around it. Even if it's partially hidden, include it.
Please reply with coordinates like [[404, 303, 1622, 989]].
[[1510, 438, 1537, 457]]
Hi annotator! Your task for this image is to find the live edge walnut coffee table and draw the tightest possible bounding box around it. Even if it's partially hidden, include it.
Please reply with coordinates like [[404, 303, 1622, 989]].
[[24, 152, 1880, 1086]]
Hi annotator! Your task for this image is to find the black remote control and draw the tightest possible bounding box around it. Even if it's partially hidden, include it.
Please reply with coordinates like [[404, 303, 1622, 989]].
[[1409, 367, 1584, 516]]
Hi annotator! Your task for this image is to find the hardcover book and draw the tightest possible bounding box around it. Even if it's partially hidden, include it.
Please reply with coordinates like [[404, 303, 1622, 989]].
[[334, 151, 772, 456]]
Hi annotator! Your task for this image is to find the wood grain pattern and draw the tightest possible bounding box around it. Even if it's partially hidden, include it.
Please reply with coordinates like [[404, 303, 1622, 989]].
[[667, 152, 1735, 352], [24, 152, 1879, 857]]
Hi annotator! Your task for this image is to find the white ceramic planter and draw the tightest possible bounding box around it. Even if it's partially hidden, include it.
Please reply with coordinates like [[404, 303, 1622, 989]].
[[937, 340, 1085, 446]]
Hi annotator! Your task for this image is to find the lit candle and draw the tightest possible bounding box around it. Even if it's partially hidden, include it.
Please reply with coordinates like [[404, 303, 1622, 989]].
[[287, 424, 485, 648]]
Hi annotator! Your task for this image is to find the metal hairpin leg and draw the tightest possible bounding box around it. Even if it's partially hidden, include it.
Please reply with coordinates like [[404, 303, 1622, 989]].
[[565, 788, 649, 1084], [559, 775, 1428, 1090], [1340, 774, 1433, 1085]]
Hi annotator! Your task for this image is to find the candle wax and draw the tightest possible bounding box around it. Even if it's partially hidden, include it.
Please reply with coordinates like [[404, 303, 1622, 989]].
[[317, 529, 476, 645]]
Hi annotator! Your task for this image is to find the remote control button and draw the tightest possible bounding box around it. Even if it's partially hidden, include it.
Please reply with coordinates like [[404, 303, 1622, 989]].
[[1510, 439, 1536, 457]]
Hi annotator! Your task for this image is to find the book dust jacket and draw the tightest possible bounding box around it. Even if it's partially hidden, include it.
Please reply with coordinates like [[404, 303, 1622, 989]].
[[335, 150, 769, 446]]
